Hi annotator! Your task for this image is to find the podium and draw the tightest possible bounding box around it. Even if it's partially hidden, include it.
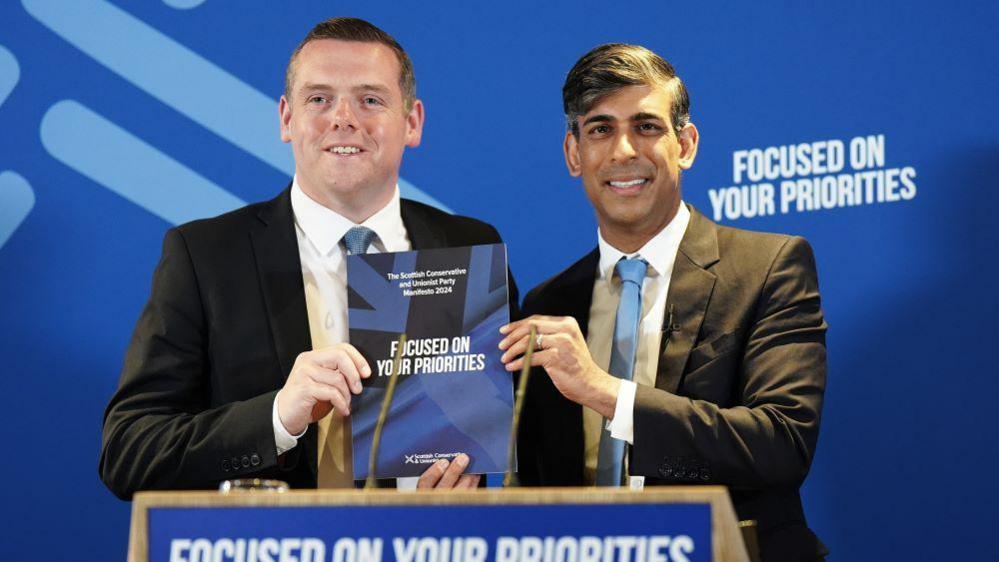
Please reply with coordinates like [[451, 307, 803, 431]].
[[129, 487, 751, 562]]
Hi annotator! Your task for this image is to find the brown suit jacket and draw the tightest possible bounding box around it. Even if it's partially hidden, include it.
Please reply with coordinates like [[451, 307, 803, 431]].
[[517, 205, 828, 562]]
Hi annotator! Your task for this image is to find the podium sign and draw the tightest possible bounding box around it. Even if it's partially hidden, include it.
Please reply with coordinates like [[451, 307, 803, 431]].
[[130, 488, 750, 562]]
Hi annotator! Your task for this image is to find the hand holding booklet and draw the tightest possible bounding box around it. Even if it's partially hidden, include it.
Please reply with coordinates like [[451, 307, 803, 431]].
[[347, 243, 514, 479]]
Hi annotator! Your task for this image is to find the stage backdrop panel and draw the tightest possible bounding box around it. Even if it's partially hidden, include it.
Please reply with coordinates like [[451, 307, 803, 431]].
[[1, 1, 996, 560]]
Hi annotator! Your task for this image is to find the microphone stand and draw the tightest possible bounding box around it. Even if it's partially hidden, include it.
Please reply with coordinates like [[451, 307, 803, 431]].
[[364, 333, 407, 490], [503, 326, 537, 488]]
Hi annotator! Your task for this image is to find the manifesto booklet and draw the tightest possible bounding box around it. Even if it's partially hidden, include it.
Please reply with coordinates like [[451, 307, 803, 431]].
[[347, 243, 513, 479]]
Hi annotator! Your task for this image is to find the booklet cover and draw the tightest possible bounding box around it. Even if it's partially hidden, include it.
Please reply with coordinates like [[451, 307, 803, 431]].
[[347, 243, 513, 479]]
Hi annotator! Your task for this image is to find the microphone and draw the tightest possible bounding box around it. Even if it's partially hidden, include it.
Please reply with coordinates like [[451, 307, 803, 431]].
[[503, 325, 537, 487], [665, 304, 680, 337], [364, 333, 407, 490]]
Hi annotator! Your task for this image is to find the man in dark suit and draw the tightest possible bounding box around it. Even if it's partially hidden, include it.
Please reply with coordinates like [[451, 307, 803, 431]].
[[100, 18, 510, 498], [500, 44, 827, 561]]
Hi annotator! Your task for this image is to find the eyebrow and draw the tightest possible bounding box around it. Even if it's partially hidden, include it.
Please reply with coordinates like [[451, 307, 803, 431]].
[[581, 112, 667, 128], [631, 112, 666, 122], [354, 84, 391, 94], [299, 82, 332, 93], [297, 83, 393, 95], [581, 114, 614, 127]]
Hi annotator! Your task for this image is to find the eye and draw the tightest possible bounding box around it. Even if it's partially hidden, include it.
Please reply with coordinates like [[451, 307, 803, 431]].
[[363, 96, 383, 106], [637, 122, 663, 134], [307, 95, 328, 104], [588, 124, 612, 136]]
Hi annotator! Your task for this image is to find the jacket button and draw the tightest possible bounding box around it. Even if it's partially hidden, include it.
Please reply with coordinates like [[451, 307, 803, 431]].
[[250, 453, 261, 467], [221, 459, 231, 472], [241, 455, 251, 468]]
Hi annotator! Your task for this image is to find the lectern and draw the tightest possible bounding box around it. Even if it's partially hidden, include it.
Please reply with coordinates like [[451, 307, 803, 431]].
[[129, 487, 750, 562]]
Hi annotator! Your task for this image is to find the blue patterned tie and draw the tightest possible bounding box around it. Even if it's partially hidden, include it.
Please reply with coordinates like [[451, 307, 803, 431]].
[[596, 257, 648, 486], [343, 226, 377, 255]]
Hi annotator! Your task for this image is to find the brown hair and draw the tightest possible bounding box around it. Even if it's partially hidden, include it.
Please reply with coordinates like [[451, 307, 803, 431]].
[[563, 43, 690, 137], [285, 17, 416, 110]]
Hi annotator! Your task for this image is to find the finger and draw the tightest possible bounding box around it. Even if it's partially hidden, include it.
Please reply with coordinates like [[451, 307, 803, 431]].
[[501, 314, 563, 333], [417, 459, 450, 489], [314, 345, 372, 381], [338, 344, 372, 379], [505, 349, 557, 372], [333, 356, 363, 394], [498, 318, 559, 350], [500, 334, 532, 364], [332, 354, 364, 394], [307, 366, 353, 404], [455, 474, 480, 490], [498, 315, 549, 338], [436, 454, 470, 489], [314, 350, 363, 394], [498, 316, 531, 335], [310, 382, 350, 416]]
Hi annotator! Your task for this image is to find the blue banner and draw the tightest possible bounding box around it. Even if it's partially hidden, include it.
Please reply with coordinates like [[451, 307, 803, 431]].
[[2, 2, 998, 561], [149, 502, 711, 562]]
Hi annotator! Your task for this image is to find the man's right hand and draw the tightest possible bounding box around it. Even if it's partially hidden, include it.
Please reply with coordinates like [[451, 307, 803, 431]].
[[276, 344, 371, 436]]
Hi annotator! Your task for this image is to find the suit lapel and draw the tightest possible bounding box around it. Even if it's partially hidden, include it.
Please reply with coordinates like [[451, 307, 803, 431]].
[[250, 187, 313, 377], [543, 249, 599, 482], [557, 248, 599, 339], [400, 200, 448, 249], [655, 206, 719, 394], [249, 187, 317, 478]]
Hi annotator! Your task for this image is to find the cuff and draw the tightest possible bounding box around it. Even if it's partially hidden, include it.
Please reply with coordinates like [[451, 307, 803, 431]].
[[396, 476, 419, 491], [606, 379, 636, 444], [273, 394, 305, 455]]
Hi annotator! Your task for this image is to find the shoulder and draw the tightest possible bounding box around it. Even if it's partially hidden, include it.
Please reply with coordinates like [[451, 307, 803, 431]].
[[522, 249, 599, 315], [401, 198, 503, 245], [154, 191, 289, 273], [689, 206, 816, 277], [171, 198, 271, 244]]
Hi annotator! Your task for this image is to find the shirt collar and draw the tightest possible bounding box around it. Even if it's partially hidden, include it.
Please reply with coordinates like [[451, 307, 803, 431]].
[[290, 177, 406, 256], [596, 202, 691, 280]]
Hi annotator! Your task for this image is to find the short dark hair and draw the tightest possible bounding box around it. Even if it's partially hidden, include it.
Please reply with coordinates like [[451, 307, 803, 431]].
[[562, 43, 690, 137], [285, 17, 416, 110]]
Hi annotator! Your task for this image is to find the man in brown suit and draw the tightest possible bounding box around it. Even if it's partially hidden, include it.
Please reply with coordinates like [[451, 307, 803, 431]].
[[499, 44, 828, 562]]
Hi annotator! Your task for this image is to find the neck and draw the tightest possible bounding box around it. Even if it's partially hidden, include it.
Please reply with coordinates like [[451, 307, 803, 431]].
[[599, 201, 680, 254], [297, 177, 396, 224]]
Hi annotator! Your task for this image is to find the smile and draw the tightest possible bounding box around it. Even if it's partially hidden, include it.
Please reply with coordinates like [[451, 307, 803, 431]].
[[327, 145, 363, 155], [605, 178, 649, 193]]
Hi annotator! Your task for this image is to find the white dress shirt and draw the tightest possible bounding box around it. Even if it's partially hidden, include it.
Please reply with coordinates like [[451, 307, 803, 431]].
[[582, 203, 690, 486], [271, 178, 419, 488]]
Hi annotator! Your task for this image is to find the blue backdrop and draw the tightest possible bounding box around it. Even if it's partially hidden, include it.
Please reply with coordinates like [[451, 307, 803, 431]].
[[2, 1, 997, 560]]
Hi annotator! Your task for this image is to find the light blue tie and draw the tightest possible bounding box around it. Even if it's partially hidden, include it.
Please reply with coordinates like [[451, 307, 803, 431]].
[[343, 226, 377, 255], [596, 257, 647, 486]]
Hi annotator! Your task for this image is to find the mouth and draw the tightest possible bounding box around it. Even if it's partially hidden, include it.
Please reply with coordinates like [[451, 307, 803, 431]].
[[604, 177, 649, 194], [325, 144, 365, 156]]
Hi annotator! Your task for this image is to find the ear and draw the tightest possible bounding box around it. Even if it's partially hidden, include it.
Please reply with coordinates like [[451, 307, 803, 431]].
[[404, 99, 426, 148], [279, 95, 293, 143], [677, 122, 699, 170], [563, 131, 582, 177]]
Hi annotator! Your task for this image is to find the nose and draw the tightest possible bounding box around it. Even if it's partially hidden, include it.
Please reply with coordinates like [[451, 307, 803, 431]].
[[611, 131, 637, 162], [330, 98, 358, 131]]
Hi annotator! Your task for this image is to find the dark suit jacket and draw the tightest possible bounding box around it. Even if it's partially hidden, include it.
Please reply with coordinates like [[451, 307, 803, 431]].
[[517, 206, 827, 562], [100, 187, 516, 499]]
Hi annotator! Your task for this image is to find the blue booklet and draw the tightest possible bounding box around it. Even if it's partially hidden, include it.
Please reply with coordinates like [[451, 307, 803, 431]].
[[347, 243, 513, 479]]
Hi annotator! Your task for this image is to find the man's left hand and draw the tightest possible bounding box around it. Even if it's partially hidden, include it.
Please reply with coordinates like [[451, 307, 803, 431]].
[[416, 454, 480, 490], [499, 315, 619, 418]]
